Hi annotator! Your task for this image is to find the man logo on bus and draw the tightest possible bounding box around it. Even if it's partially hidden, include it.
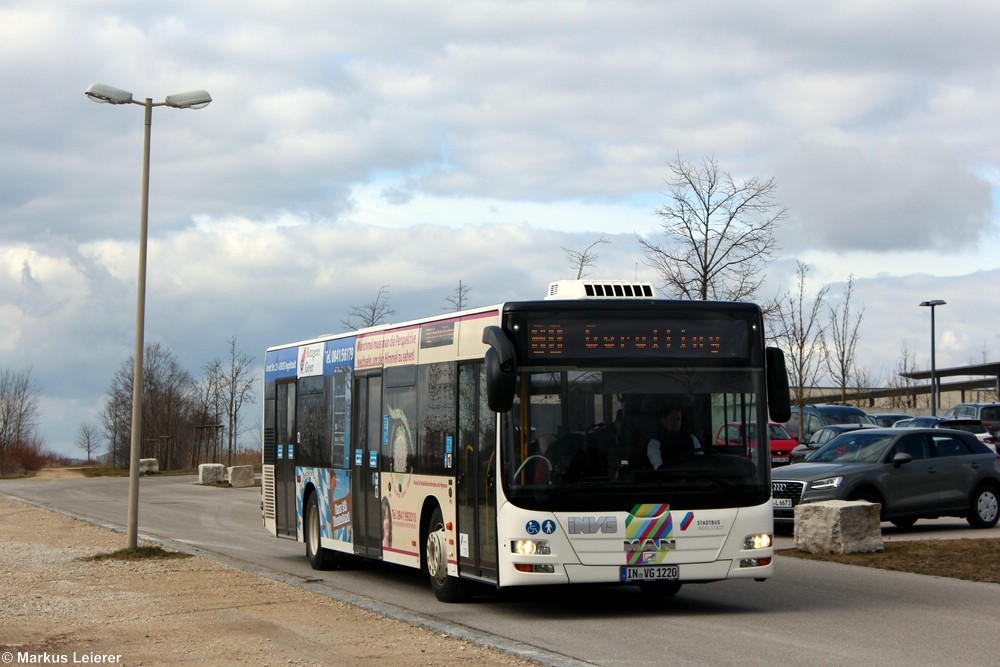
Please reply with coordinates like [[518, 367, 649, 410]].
[[624, 503, 675, 565], [623, 537, 677, 554]]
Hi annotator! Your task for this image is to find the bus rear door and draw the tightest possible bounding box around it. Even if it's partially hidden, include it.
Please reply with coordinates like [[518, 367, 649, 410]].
[[274, 380, 296, 538]]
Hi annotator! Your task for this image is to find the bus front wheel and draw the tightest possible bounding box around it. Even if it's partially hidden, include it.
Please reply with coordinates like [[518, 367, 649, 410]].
[[425, 506, 471, 603]]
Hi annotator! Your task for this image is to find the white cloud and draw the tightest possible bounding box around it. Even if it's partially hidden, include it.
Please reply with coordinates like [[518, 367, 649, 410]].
[[775, 137, 996, 252], [3, 1, 1000, 457]]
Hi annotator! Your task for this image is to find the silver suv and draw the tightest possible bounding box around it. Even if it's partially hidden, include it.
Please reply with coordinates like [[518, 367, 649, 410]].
[[942, 403, 1000, 436], [782, 404, 876, 441]]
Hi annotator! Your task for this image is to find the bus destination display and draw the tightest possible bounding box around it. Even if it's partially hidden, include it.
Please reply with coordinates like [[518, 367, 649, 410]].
[[524, 319, 749, 360]]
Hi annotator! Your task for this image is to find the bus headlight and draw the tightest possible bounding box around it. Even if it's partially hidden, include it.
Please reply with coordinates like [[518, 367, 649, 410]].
[[743, 533, 772, 550], [512, 539, 550, 555]]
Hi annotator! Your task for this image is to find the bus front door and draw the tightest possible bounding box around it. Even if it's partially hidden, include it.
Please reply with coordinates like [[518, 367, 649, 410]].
[[457, 363, 498, 582], [351, 374, 383, 558]]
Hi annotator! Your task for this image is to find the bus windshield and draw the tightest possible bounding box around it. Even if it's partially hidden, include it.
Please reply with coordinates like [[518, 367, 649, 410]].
[[502, 368, 769, 512]]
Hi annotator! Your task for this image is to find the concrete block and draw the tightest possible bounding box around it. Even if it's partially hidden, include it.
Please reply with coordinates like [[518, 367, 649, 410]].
[[198, 463, 227, 484], [794, 500, 884, 554], [227, 465, 256, 488], [138, 458, 159, 475]]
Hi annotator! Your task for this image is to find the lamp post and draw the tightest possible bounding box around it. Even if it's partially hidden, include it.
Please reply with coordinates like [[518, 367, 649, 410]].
[[919, 299, 946, 416], [85, 83, 211, 550]]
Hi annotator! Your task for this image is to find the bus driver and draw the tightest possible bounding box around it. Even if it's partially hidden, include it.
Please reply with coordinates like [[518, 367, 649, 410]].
[[647, 407, 702, 469]]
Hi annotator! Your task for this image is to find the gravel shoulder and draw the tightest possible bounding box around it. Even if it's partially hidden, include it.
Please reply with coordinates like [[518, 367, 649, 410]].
[[0, 492, 533, 666]]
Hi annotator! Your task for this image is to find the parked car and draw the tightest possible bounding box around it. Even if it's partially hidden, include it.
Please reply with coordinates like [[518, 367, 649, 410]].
[[869, 413, 913, 427], [782, 404, 876, 442], [942, 403, 1000, 437], [900, 416, 997, 453], [772, 428, 1000, 530], [713, 421, 798, 467], [788, 424, 877, 464]]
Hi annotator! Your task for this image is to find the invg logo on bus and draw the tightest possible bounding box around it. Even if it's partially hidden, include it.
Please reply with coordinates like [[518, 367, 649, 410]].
[[567, 516, 618, 534]]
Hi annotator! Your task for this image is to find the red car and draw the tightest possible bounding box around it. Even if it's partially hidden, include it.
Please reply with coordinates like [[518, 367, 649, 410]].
[[713, 421, 798, 467]]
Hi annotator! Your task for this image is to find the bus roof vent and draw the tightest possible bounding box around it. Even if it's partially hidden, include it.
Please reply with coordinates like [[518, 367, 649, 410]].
[[545, 280, 657, 300]]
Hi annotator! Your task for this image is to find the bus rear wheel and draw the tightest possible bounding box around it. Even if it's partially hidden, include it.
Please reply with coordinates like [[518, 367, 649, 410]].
[[425, 506, 471, 603], [305, 491, 334, 570]]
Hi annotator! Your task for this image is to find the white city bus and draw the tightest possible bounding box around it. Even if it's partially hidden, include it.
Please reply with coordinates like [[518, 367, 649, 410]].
[[261, 280, 790, 602]]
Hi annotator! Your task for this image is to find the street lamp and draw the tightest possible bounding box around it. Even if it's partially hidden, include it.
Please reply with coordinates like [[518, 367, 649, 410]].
[[919, 299, 947, 416], [85, 83, 211, 550]]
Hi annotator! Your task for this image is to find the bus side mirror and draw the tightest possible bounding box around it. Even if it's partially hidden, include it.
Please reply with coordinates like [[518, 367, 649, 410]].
[[766, 347, 792, 423], [483, 326, 517, 413]]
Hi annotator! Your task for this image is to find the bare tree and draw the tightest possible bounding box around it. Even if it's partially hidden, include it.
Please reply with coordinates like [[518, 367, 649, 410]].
[[825, 275, 865, 404], [101, 343, 199, 471], [969, 341, 998, 401], [885, 340, 925, 410], [341, 285, 396, 330], [637, 153, 784, 301], [851, 364, 879, 405], [190, 374, 223, 466], [563, 237, 610, 279], [101, 364, 132, 468], [76, 423, 102, 462], [0, 367, 43, 474], [204, 336, 257, 467], [444, 280, 472, 311], [142, 342, 197, 470], [771, 262, 829, 438]]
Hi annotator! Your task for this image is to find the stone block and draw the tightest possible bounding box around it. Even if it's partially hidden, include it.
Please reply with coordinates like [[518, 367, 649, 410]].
[[198, 463, 227, 484], [227, 465, 256, 488], [794, 500, 884, 554], [138, 458, 159, 475]]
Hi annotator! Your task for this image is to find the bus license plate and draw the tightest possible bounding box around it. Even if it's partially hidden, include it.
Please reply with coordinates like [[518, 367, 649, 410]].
[[620, 565, 679, 582], [773, 498, 793, 508]]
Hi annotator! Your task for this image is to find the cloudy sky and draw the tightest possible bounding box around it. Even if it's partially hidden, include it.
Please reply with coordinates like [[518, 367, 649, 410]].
[[3, 1, 1000, 459]]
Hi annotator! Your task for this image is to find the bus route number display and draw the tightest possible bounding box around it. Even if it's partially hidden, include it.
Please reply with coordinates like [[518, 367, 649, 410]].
[[525, 319, 748, 359]]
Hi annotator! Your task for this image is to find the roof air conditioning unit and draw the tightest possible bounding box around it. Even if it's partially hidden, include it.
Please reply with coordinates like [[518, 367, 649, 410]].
[[545, 280, 656, 300]]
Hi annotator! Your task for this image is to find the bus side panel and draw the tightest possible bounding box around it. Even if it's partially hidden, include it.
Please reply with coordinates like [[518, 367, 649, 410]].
[[456, 310, 497, 360], [325, 468, 355, 550], [381, 474, 455, 570], [297, 467, 356, 555]]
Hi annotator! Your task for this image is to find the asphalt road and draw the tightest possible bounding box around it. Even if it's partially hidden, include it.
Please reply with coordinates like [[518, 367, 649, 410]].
[[2, 474, 998, 667]]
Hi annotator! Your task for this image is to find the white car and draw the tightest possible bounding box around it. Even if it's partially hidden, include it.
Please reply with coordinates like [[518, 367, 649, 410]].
[[900, 417, 997, 453]]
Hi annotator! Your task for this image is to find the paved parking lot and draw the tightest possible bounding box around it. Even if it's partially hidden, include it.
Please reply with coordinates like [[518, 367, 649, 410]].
[[773, 515, 999, 550]]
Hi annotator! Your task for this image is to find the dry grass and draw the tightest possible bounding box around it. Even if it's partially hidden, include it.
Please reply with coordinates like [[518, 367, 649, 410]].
[[80, 466, 128, 477], [82, 545, 193, 561], [779, 538, 1000, 584]]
